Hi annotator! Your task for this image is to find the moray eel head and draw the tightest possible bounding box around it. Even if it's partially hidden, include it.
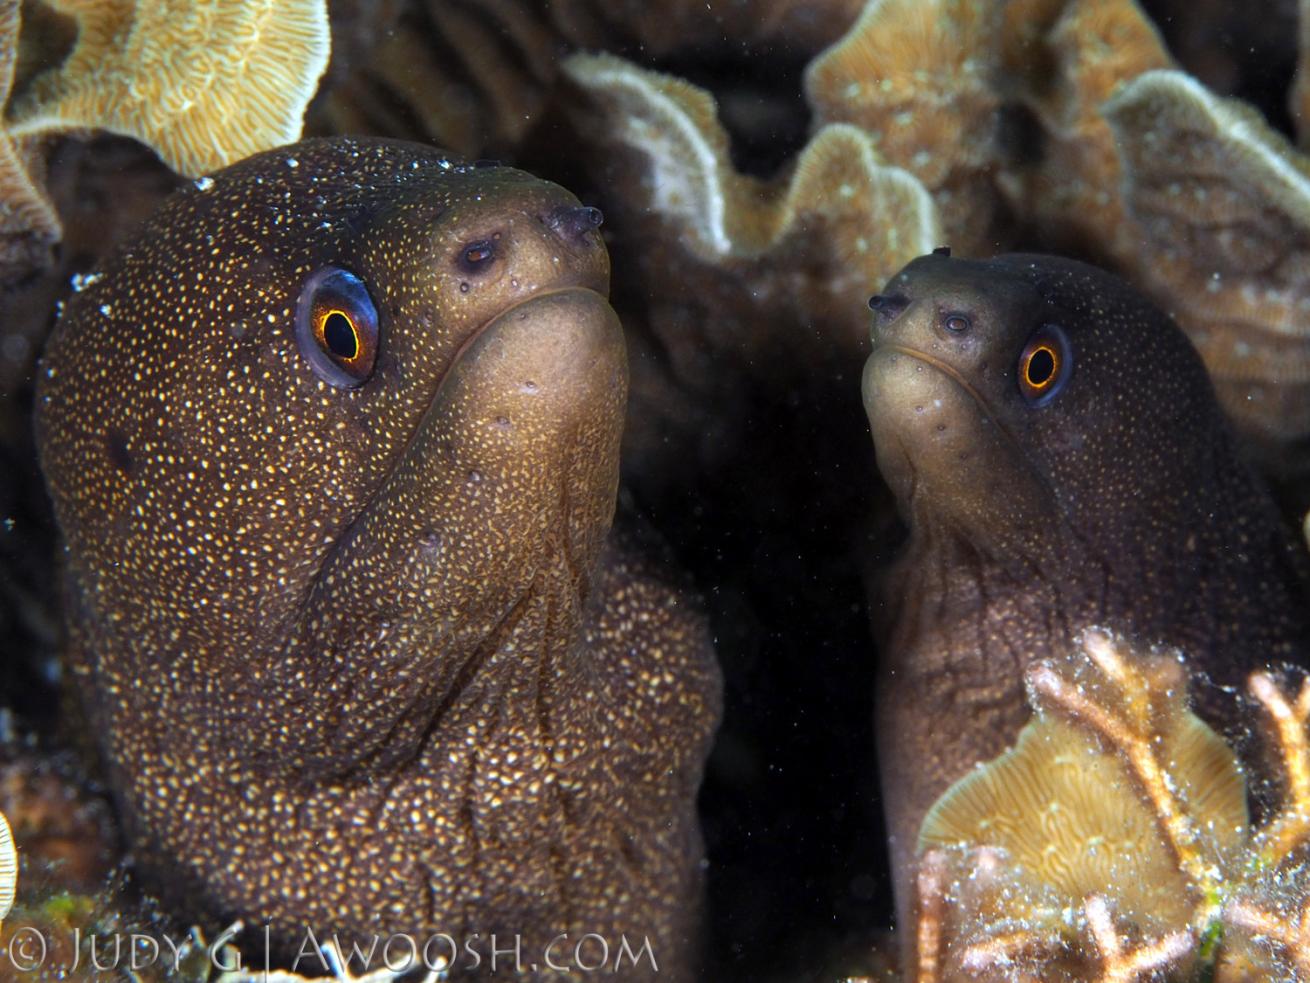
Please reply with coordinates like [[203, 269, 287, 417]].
[[862, 251, 1221, 551], [36, 138, 626, 778]]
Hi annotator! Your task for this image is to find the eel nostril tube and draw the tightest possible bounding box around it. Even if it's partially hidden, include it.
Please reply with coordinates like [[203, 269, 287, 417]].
[[869, 293, 910, 321], [545, 205, 604, 241]]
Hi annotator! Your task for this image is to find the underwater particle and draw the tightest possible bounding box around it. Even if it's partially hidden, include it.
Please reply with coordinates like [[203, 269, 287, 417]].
[[0, 0, 60, 281], [5, 0, 331, 176], [0, 807, 13, 921], [1102, 68, 1310, 473], [803, 0, 1004, 251]]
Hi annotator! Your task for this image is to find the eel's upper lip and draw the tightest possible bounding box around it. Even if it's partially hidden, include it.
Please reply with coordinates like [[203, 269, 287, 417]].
[[872, 343, 991, 412]]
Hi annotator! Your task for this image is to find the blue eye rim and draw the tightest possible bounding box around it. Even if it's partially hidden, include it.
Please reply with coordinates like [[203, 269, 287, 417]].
[[294, 267, 381, 388], [1018, 323, 1073, 407]]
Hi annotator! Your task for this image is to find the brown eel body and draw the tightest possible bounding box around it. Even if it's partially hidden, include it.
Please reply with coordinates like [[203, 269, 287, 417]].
[[34, 137, 721, 979], [862, 251, 1310, 941]]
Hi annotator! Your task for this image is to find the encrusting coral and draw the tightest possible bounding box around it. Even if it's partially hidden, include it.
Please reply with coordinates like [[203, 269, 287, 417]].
[[3, 1, 1310, 980], [0, 0, 59, 283], [561, 51, 940, 500], [562, 52, 940, 356], [1102, 69, 1310, 472], [993, 0, 1173, 262], [0, 0, 329, 303], [1293, 0, 1310, 146], [803, 0, 1005, 253], [5, 0, 330, 177], [905, 630, 1310, 982], [987, 0, 1310, 474]]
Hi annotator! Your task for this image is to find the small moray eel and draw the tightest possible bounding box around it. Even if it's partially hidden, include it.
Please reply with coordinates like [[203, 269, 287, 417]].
[[35, 137, 721, 978], [862, 251, 1310, 935]]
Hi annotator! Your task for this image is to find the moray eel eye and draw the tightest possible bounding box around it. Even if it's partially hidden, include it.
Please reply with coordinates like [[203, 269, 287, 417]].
[[295, 268, 379, 387], [944, 313, 971, 333], [1018, 325, 1072, 405]]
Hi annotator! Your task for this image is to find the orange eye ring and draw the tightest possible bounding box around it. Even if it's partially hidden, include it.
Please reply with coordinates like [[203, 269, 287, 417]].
[[314, 307, 362, 363], [1023, 343, 1059, 391], [1017, 325, 1072, 405]]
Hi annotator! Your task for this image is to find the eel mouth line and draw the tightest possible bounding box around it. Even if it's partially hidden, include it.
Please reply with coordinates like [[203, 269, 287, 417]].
[[877, 343, 994, 413], [441, 284, 609, 393]]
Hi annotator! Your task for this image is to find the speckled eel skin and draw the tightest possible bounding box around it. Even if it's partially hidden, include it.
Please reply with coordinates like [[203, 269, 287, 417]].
[[863, 251, 1310, 939], [34, 137, 721, 979]]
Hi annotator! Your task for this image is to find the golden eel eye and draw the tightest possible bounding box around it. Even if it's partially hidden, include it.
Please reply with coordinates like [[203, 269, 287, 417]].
[[1018, 325, 1072, 405], [295, 268, 379, 387]]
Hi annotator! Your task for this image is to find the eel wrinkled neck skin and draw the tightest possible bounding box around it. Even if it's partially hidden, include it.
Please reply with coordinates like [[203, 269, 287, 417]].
[[862, 251, 1310, 941], [34, 137, 721, 979]]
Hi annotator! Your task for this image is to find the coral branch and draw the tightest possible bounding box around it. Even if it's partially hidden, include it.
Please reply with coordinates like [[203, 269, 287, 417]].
[[1084, 896, 1193, 983], [1028, 634, 1226, 924], [1224, 897, 1310, 977], [1248, 671, 1310, 867], [914, 848, 948, 983]]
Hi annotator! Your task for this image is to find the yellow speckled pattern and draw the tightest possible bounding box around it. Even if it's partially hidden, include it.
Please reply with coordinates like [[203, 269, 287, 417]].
[[34, 137, 721, 979]]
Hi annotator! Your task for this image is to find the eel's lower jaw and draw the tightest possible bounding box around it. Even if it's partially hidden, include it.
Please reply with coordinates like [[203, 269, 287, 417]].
[[441, 285, 612, 391]]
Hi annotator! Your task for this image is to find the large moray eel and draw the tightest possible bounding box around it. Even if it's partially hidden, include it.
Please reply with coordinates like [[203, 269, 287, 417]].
[[35, 137, 721, 979]]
